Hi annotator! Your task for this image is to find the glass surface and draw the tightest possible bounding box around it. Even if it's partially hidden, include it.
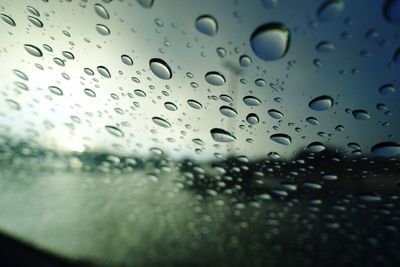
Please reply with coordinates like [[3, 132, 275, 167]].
[[0, 0, 399, 266]]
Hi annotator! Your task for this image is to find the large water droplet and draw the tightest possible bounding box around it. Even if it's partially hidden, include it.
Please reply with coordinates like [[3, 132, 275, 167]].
[[149, 58, 172, 80], [48, 86, 63, 96], [105, 125, 124, 137], [164, 102, 178, 111], [371, 142, 400, 157], [250, 22, 290, 61], [307, 142, 325, 153], [352, 109, 370, 120], [243, 96, 261, 106], [205, 71, 225, 86], [268, 109, 284, 119], [246, 113, 259, 125], [97, 66, 111, 78], [137, 0, 154, 8], [210, 128, 236, 142], [96, 24, 111, 35], [24, 44, 42, 57], [384, 0, 400, 25], [219, 106, 238, 117], [1, 14, 16, 26], [187, 99, 203, 109], [270, 133, 292, 145], [306, 117, 320, 125], [379, 84, 396, 95], [308, 95, 334, 111], [27, 16, 43, 28], [121, 54, 133, 65], [152, 117, 171, 128], [94, 3, 110, 19], [316, 0, 345, 22], [195, 15, 218, 36], [84, 88, 96, 97]]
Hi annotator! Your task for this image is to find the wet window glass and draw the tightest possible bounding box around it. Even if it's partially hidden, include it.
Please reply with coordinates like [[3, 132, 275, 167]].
[[0, 0, 399, 266]]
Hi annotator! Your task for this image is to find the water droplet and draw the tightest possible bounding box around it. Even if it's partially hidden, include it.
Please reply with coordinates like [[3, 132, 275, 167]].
[[13, 69, 28, 81], [219, 94, 233, 102], [216, 47, 226, 57], [105, 125, 124, 137], [250, 22, 290, 61], [205, 71, 225, 86], [262, 0, 279, 8], [187, 99, 203, 109], [306, 117, 320, 125], [379, 84, 395, 95], [270, 133, 292, 145], [152, 117, 171, 128], [210, 128, 236, 142], [27, 6, 40, 17], [134, 89, 146, 97], [121, 54, 133, 65], [24, 44, 43, 57], [137, 0, 154, 8], [268, 152, 280, 160], [96, 24, 111, 35], [97, 66, 111, 78], [243, 96, 261, 106], [268, 109, 284, 119], [357, 193, 381, 202], [54, 58, 65, 66], [149, 58, 172, 80], [383, 0, 400, 25], [352, 109, 370, 120], [94, 3, 110, 19], [246, 113, 259, 124], [6, 99, 20, 110], [1, 14, 16, 26], [303, 182, 322, 190], [307, 142, 325, 153], [219, 106, 238, 117], [84, 68, 94, 76], [195, 15, 218, 36], [48, 86, 63, 96], [308, 95, 334, 111], [316, 0, 345, 22], [335, 125, 344, 131], [239, 55, 252, 67], [62, 51, 74, 60], [27, 16, 43, 28], [84, 88, 96, 97], [164, 102, 178, 111], [316, 40, 335, 52], [371, 142, 400, 157], [322, 174, 338, 180]]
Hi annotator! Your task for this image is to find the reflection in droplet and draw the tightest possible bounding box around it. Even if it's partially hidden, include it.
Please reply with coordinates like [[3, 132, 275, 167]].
[[268, 109, 284, 119], [187, 99, 203, 109], [137, 0, 154, 8], [48, 86, 63, 96], [205, 71, 225, 86], [152, 117, 171, 128], [27, 16, 43, 28], [195, 15, 218, 36], [210, 128, 236, 142], [270, 133, 292, 145], [250, 22, 290, 61], [379, 84, 396, 95], [219, 106, 238, 117], [105, 125, 124, 137], [383, 0, 400, 25], [24, 44, 43, 57], [352, 109, 370, 120], [96, 24, 111, 35], [1, 14, 16, 26], [243, 96, 261, 106], [316, 0, 345, 22], [246, 113, 259, 125], [308, 95, 334, 111], [94, 3, 110, 19], [371, 142, 400, 157], [97, 66, 111, 78], [149, 58, 172, 80], [121, 54, 133, 65]]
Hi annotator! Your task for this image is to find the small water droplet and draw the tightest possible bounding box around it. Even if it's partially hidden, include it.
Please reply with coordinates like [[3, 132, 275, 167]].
[[121, 54, 133, 65], [250, 22, 290, 61], [97, 66, 111, 78], [243, 96, 261, 106], [352, 109, 370, 120], [239, 55, 252, 67], [246, 113, 259, 124], [105, 125, 124, 137], [84, 88, 96, 97], [316, 0, 345, 22], [134, 89, 146, 97], [316, 40, 335, 52], [371, 142, 400, 157], [27, 6, 40, 17], [1, 14, 16, 26], [96, 24, 111, 35], [187, 99, 203, 109], [205, 71, 225, 86], [24, 44, 43, 57], [306, 116, 320, 125], [357, 193, 381, 202], [393, 47, 400, 64], [13, 69, 28, 81], [268, 109, 284, 119], [62, 51, 74, 60], [152, 117, 171, 128], [164, 102, 178, 111], [216, 47, 226, 57], [195, 15, 218, 36], [270, 133, 292, 145], [307, 142, 325, 153], [48, 86, 63, 96], [379, 84, 395, 95], [308, 95, 334, 111], [149, 58, 172, 80], [210, 128, 236, 142], [94, 3, 110, 19], [219, 106, 238, 117]]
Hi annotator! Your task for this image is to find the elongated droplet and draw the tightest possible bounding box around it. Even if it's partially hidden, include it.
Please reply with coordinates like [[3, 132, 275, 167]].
[[316, 0, 345, 22], [210, 128, 236, 142], [205, 71, 225, 86], [152, 117, 171, 128], [371, 142, 400, 157], [195, 15, 218, 36], [149, 58, 172, 80], [105, 125, 124, 137], [1, 14, 16, 26], [97, 66, 111, 78], [94, 3, 110, 19], [270, 133, 292, 145], [308, 95, 334, 111]]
